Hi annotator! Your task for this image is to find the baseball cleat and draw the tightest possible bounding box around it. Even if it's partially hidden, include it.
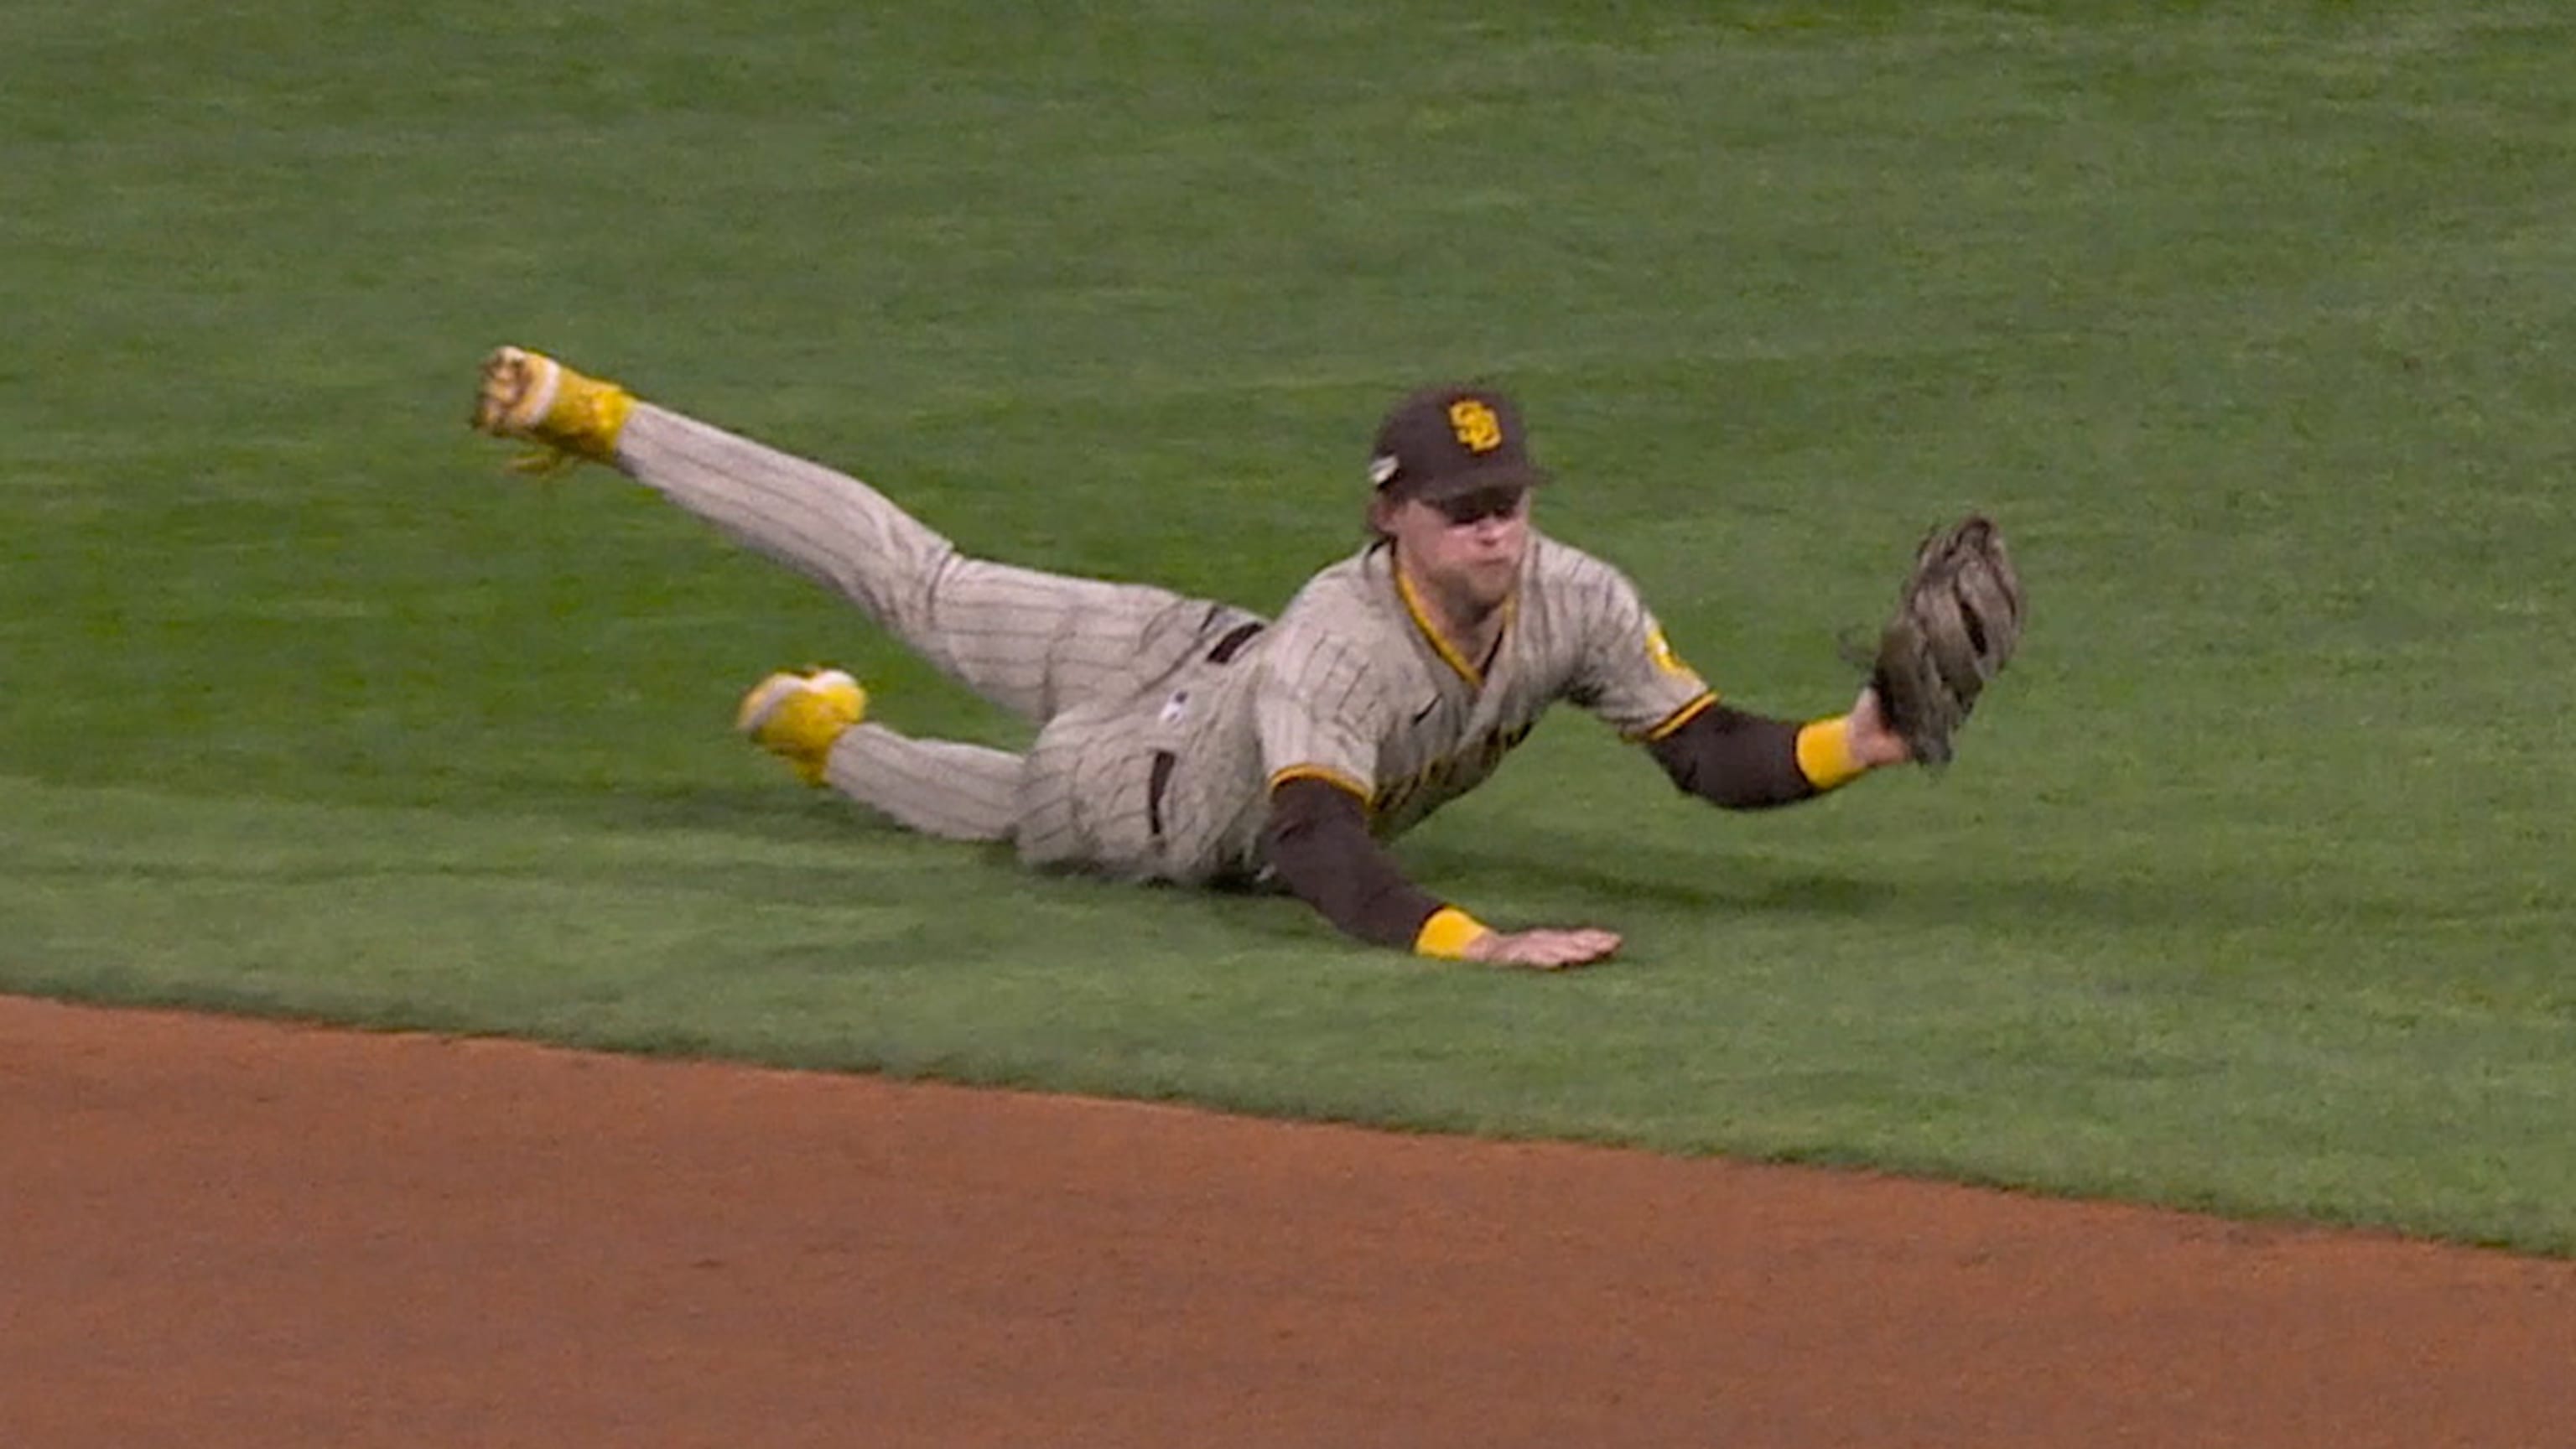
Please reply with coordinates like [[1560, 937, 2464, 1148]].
[[470, 345, 635, 470], [735, 667, 869, 787]]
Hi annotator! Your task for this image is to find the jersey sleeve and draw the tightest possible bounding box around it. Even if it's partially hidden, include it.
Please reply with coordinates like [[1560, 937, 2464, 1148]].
[[1560, 552, 1716, 740], [1249, 623, 1393, 803]]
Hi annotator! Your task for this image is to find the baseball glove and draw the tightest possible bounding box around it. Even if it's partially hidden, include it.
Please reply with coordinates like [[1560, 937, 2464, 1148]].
[[1863, 515, 2025, 766]]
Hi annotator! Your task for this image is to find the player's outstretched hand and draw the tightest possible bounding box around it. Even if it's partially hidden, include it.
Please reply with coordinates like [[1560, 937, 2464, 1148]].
[[1844, 685, 1914, 769], [1462, 926, 1623, 971]]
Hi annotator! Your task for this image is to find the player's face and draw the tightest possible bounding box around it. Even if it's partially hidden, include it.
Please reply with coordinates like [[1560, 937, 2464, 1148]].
[[1388, 485, 1530, 612]]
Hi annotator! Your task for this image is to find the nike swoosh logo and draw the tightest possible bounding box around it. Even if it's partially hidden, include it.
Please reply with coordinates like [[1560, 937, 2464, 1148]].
[[1411, 699, 1441, 724]]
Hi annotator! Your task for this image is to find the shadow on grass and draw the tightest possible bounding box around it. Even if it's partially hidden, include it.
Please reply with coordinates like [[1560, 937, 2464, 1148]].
[[460, 783, 2375, 946], [1406, 835, 2341, 937], [23, 772, 2388, 947]]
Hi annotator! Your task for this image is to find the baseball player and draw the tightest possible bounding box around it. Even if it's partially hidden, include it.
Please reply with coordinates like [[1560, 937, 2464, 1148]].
[[470, 346, 1915, 969]]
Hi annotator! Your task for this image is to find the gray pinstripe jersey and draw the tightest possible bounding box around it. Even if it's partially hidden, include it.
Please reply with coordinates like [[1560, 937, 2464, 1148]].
[[1034, 533, 1714, 885]]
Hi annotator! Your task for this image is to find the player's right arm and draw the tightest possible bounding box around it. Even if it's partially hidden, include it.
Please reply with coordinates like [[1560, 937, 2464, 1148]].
[[1261, 780, 1617, 968], [1249, 630, 1617, 969]]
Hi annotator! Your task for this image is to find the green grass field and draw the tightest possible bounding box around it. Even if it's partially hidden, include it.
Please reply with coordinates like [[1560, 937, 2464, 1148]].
[[6, 2, 2573, 1250]]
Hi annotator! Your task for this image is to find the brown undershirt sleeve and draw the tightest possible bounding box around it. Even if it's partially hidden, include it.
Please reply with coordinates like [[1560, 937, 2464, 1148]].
[[1258, 776, 1451, 950], [1262, 704, 1864, 951], [1647, 702, 1853, 809]]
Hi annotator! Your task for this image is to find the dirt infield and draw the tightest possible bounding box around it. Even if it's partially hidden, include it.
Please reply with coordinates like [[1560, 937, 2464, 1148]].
[[5, 995, 2570, 1447]]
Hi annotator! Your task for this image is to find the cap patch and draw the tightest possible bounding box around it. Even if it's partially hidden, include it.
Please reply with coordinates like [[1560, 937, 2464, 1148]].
[[1447, 398, 1504, 454]]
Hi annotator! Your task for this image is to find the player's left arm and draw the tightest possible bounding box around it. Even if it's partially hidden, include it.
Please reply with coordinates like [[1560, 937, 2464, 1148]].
[[1641, 687, 1908, 809], [1563, 553, 1906, 808]]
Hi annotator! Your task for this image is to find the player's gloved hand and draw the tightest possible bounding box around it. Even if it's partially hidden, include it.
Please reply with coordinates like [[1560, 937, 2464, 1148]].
[[1843, 685, 1914, 769], [1462, 926, 1623, 970], [1857, 514, 2025, 766]]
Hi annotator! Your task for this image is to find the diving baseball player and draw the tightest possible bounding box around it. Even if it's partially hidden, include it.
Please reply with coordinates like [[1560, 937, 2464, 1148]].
[[470, 347, 1926, 969]]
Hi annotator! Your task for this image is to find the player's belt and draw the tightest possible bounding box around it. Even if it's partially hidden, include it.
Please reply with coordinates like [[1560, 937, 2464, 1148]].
[[1204, 620, 1265, 664]]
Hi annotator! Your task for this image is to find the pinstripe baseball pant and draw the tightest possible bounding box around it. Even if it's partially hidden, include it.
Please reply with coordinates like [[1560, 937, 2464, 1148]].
[[613, 404, 1262, 865]]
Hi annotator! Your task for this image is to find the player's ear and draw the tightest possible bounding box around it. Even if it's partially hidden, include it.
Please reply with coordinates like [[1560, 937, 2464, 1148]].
[[1365, 491, 1398, 541]]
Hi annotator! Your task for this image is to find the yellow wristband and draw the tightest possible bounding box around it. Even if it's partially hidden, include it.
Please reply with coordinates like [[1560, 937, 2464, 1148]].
[[1413, 906, 1490, 960], [1794, 716, 1867, 792]]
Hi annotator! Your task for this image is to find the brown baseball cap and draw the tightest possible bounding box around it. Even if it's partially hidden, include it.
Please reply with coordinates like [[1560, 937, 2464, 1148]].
[[1367, 384, 1550, 501]]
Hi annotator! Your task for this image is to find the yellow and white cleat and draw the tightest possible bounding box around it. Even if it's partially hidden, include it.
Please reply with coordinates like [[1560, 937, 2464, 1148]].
[[470, 345, 635, 471], [735, 668, 868, 787]]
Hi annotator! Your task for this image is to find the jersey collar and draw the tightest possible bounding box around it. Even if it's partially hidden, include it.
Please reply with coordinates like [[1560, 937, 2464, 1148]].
[[1391, 553, 1518, 688]]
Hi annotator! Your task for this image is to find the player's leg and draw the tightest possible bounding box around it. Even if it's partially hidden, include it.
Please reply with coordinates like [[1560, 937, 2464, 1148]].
[[616, 399, 1215, 724], [736, 669, 1019, 840], [825, 725, 1021, 842], [473, 346, 1242, 724]]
